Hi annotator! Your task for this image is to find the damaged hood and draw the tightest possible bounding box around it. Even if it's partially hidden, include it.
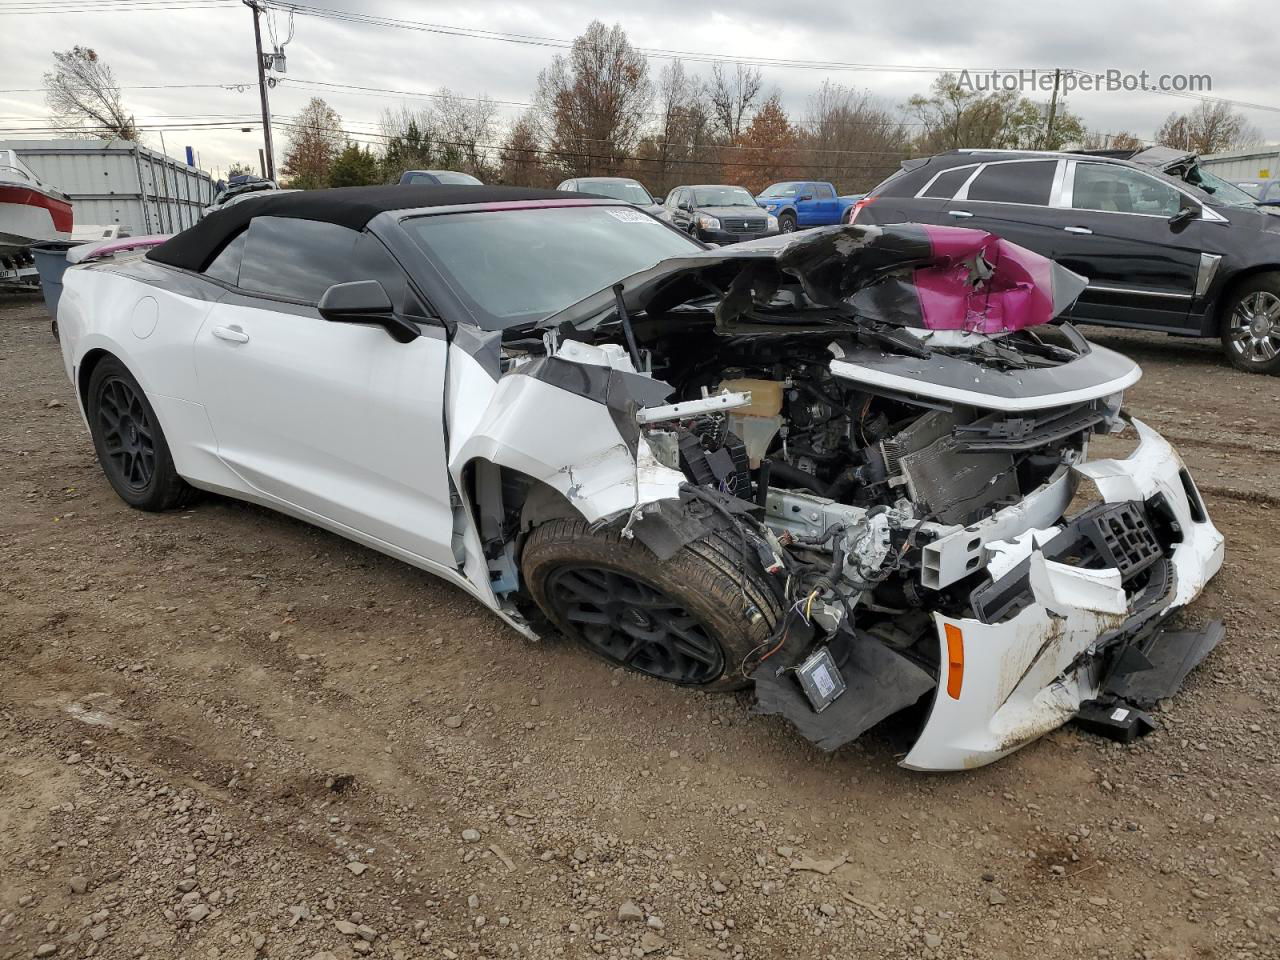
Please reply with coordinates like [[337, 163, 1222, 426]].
[[543, 222, 1088, 336]]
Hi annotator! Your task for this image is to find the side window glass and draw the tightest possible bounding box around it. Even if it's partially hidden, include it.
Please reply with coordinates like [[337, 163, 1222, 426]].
[[966, 161, 1057, 205], [921, 167, 974, 199], [1072, 164, 1182, 216], [814, 183, 835, 199], [203, 229, 246, 284], [238, 217, 362, 303], [350, 233, 426, 317]]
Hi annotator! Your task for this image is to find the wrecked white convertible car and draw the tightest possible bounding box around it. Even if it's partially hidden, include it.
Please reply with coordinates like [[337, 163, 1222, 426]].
[[56, 185, 1224, 770]]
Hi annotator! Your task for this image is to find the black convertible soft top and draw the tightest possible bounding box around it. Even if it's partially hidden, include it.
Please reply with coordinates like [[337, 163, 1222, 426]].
[[147, 184, 578, 272]]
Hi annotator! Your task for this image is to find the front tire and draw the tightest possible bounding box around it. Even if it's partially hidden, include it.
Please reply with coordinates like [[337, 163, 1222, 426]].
[[1220, 273, 1280, 374], [522, 518, 781, 692], [86, 357, 194, 511], [778, 212, 797, 233]]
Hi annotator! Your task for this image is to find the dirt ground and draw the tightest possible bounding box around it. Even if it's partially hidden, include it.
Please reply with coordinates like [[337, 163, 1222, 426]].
[[2, 291, 1278, 960]]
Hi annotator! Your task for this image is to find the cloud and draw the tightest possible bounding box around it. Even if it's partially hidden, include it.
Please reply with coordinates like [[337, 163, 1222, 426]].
[[1, 0, 1273, 177]]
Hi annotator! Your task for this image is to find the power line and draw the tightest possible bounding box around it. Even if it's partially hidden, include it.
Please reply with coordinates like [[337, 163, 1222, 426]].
[[0, 1, 234, 14]]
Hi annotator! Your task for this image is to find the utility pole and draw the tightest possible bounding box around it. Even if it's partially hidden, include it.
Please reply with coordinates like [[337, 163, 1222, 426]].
[[245, 0, 276, 181], [1042, 68, 1061, 149]]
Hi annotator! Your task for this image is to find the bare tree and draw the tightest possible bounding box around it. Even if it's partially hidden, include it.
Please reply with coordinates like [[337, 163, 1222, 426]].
[[280, 97, 344, 189], [498, 111, 551, 186], [1156, 101, 1262, 155], [43, 46, 138, 140], [800, 81, 911, 192], [1080, 129, 1144, 151], [434, 89, 499, 176], [709, 63, 763, 142], [535, 21, 651, 178]]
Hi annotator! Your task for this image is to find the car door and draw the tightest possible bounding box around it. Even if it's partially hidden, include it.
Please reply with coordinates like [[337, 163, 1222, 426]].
[[810, 182, 839, 224], [669, 188, 694, 232], [191, 215, 459, 570], [1050, 161, 1204, 331]]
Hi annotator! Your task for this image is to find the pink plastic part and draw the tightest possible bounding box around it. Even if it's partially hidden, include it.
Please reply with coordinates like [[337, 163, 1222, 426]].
[[913, 224, 1058, 333]]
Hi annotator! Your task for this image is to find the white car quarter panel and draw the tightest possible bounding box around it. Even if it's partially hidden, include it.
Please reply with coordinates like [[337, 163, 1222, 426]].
[[192, 300, 457, 569]]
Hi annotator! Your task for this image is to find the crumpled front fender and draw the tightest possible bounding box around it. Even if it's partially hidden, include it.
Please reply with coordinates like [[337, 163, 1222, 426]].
[[450, 370, 683, 524]]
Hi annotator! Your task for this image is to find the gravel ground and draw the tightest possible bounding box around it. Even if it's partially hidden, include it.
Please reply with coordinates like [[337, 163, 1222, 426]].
[[1, 292, 1278, 960]]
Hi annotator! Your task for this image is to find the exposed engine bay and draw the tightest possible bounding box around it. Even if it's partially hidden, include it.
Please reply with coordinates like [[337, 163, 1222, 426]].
[[481, 224, 1224, 769]]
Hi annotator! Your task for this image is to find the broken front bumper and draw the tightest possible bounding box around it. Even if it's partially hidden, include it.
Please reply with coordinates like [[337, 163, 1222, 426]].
[[902, 418, 1224, 771]]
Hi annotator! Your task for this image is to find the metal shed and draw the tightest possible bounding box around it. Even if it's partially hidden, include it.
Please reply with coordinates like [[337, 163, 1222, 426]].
[[0, 138, 216, 235], [1198, 146, 1280, 182]]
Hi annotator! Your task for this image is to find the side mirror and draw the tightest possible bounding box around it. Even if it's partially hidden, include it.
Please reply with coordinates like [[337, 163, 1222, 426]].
[[1169, 200, 1201, 228], [798, 194, 814, 202], [318, 280, 419, 343]]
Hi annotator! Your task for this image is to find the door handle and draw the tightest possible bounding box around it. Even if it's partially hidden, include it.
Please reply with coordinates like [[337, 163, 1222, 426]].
[[947, 210, 974, 218], [212, 324, 250, 343], [1063, 226, 1093, 234]]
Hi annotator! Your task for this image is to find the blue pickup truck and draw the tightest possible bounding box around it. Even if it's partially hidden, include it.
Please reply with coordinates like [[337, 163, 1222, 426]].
[[755, 181, 863, 232]]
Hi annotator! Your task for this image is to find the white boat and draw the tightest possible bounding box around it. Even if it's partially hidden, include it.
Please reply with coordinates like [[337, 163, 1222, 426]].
[[0, 149, 73, 258]]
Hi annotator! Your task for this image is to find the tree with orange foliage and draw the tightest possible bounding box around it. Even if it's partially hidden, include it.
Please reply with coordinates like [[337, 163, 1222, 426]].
[[734, 94, 797, 193]]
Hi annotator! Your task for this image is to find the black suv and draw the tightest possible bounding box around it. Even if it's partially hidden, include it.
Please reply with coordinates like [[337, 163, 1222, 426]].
[[664, 184, 780, 244], [851, 148, 1280, 373]]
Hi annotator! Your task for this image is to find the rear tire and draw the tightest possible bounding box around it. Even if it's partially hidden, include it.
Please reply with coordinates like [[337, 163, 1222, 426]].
[[86, 356, 194, 511], [522, 518, 781, 692], [1220, 273, 1280, 374]]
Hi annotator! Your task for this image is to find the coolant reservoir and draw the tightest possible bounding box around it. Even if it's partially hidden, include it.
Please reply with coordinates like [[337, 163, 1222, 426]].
[[719, 378, 784, 468], [719, 378, 784, 417]]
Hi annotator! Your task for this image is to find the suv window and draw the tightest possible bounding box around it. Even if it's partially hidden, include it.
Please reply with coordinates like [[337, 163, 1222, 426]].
[[203, 230, 247, 284], [1071, 163, 1183, 216], [237, 217, 411, 308], [812, 183, 836, 199], [966, 161, 1057, 205], [920, 166, 975, 199]]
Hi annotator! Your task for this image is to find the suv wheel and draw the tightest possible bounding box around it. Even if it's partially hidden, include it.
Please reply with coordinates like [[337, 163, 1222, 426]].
[[522, 518, 782, 692], [1221, 273, 1280, 374], [778, 212, 797, 233]]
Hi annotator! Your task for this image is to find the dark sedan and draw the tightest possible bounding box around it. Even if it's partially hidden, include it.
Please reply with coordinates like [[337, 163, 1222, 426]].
[[664, 184, 780, 244], [851, 148, 1280, 373]]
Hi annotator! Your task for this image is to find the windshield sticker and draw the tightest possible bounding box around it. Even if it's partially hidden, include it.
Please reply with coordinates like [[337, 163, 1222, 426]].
[[605, 208, 657, 223]]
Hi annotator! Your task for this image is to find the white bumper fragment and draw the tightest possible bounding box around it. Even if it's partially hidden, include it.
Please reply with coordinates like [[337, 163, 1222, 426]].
[[901, 418, 1224, 772]]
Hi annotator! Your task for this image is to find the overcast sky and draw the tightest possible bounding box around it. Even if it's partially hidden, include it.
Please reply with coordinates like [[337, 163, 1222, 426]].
[[1, 0, 1276, 178]]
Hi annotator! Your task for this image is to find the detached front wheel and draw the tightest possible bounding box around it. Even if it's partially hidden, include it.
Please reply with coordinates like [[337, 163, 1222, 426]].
[[1221, 273, 1280, 374], [522, 518, 781, 692]]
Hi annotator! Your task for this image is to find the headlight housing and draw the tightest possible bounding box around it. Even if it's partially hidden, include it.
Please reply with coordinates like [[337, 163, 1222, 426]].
[[696, 214, 720, 231], [766, 214, 779, 231]]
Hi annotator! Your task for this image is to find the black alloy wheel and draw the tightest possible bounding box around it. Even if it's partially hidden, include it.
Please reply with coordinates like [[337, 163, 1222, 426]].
[[86, 356, 193, 511], [96, 374, 157, 491], [544, 565, 724, 685]]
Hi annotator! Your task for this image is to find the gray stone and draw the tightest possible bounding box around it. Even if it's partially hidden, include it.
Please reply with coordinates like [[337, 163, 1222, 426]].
[[618, 900, 644, 923]]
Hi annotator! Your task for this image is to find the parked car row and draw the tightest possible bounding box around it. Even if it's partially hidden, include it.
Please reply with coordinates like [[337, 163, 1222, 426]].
[[202, 157, 1280, 375]]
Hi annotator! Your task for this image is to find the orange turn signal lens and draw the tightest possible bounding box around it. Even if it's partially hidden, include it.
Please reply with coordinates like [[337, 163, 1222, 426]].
[[944, 624, 964, 700]]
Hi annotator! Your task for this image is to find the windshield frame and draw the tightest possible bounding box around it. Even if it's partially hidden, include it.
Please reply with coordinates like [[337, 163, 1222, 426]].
[[393, 200, 705, 331]]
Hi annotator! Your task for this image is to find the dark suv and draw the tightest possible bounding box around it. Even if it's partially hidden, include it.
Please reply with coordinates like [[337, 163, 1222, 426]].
[[664, 184, 780, 244], [851, 148, 1280, 373]]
